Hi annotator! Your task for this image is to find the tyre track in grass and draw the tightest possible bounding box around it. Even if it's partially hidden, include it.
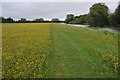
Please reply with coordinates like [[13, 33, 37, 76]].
[[47, 23, 118, 78], [48, 24, 97, 78]]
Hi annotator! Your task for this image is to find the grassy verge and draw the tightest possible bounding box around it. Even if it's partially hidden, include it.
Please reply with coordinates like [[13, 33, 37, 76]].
[[47, 23, 118, 78]]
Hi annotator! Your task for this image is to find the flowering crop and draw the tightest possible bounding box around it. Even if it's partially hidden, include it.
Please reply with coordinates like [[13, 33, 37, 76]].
[[2, 23, 119, 78], [2, 23, 51, 78]]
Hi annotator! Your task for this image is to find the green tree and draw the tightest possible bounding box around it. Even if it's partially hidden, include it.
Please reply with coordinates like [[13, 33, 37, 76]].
[[109, 13, 117, 26], [0, 17, 14, 23], [0, 17, 2, 23], [114, 5, 120, 26], [34, 18, 44, 23], [65, 14, 75, 24], [51, 18, 60, 22], [18, 18, 27, 23], [0, 17, 5, 23], [70, 14, 88, 24], [109, 5, 120, 27], [88, 3, 109, 27], [6, 17, 14, 23]]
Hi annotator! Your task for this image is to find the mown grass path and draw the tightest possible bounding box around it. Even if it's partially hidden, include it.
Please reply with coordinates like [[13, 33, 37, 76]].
[[47, 24, 118, 78]]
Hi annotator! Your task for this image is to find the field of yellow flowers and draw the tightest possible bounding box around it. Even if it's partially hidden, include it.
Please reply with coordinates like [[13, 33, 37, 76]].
[[2, 23, 119, 78], [2, 23, 51, 78]]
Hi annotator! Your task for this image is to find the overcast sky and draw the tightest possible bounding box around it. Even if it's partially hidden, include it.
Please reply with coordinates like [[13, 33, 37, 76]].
[[1, 0, 120, 2], [1, 2, 119, 20]]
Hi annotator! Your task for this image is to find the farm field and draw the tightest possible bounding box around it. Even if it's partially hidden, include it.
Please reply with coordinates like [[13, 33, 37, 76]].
[[2, 23, 118, 78], [2, 23, 51, 78]]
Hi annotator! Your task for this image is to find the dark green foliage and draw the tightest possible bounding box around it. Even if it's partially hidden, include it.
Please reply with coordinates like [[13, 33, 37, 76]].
[[88, 3, 109, 27], [69, 14, 88, 24], [65, 14, 75, 24], [109, 13, 117, 26], [115, 5, 120, 25], [0, 17, 1, 23], [34, 18, 44, 23], [17, 18, 27, 23], [0, 17, 63, 23], [0, 17, 14, 23], [6, 17, 14, 23], [109, 5, 120, 27], [51, 18, 60, 23]]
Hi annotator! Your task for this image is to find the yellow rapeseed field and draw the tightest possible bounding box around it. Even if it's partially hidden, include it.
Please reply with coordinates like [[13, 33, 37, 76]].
[[2, 23, 51, 78], [2, 23, 118, 78]]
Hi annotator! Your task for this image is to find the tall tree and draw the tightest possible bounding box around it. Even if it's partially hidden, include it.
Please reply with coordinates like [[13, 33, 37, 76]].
[[0, 17, 2, 23], [6, 17, 14, 23], [0, 17, 14, 23], [114, 5, 120, 25], [65, 14, 75, 24], [18, 18, 27, 23], [34, 18, 44, 23], [88, 3, 109, 27], [0, 17, 6, 23], [109, 13, 117, 26], [109, 5, 120, 27], [51, 18, 60, 22], [70, 14, 88, 24]]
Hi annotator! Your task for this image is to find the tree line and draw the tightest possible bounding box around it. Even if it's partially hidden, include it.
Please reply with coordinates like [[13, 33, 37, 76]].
[[0, 17, 64, 23], [1, 2, 120, 27], [65, 3, 120, 27]]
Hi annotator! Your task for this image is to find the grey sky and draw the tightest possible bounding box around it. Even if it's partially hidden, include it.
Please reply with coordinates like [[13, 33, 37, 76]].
[[1, 0, 120, 2], [1, 2, 118, 20]]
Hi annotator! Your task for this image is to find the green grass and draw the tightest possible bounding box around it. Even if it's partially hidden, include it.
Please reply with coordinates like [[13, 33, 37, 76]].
[[2, 23, 118, 78], [47, 23, 118, 78]]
